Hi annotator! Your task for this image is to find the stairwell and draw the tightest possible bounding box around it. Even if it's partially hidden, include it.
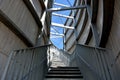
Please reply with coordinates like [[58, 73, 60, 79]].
[[45, 67, 83, 80], [1, 44, 114, 80], [45, 47, 84, 80]]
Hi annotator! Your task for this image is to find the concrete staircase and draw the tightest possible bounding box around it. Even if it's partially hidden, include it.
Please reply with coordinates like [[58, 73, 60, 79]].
[[45, 67, 84, 80]]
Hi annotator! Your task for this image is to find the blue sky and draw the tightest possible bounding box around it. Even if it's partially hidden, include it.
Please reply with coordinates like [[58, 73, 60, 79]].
[[50, 0, 75, 49]]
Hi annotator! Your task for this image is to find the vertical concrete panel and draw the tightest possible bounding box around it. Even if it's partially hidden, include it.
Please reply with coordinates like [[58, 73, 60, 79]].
[[0, 22, 27, 77], [88, 36, 95, 47], [30, 0, 42, 18], [0, 22, 27, 55], [78, 17, 91, 44], [106, 0, 120, 79], [106, 0, 120, 62], [96, 0, 103, 37], [0, 0, 39, 44]]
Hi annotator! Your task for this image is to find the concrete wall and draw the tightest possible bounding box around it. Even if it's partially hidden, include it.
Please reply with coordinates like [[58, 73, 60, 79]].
[[64, 0, 104, 53], [0, 0, 39, 44], [96, 0, 103, 38], [0, 0, 51, 78], [30, 0, 43, 18], [78, 17, 90, 44], [0, 22, 27, 77], [106, 0, 120, 57], [106, 0, 120, 76], [0, 22, 27, 55]]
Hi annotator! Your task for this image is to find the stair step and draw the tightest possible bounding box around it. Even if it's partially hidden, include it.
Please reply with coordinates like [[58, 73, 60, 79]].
[[48, 71, 81, 74], [50, 67, 80, 71], [52, 67, 79, 69], [45, 78, 83, 80], [45, 67, 83, 79], [50, 67, 79, 69], [46, 75, 83, 78], [50, 69, 80, 71]]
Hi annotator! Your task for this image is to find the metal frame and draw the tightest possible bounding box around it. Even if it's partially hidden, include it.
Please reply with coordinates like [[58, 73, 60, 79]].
[[51, 22, 74, 29], [50, 36, 63, 38], [52, 13, 74, 19], [50, 32, 64, 36], [46, 5, 86, 12], [49, 2, 87, 41], [54, 3, 70, 7]]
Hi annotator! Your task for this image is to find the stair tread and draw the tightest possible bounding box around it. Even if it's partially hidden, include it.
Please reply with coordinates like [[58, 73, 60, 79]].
[[50, 67, 80, 70], [45, 79, 83, 80], [46, 75, 83, 78], [46, 67, 83, 79], [46, 74, 82, 76], [50, 67, 79, 69], [49, 70, 81, 72], [50, 69, 80, 71], [47, 71, 81, 74], [51, 67, 79, 69]]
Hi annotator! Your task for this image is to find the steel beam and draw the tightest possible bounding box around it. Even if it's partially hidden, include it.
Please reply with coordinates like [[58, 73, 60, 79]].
[[51, 22, 74, 29], [50, 36, 63, 38], [46, 5, 87, 12], [54, 3, 70, 7], [52, 13, 74, 19], [50, 32, 64, 36]]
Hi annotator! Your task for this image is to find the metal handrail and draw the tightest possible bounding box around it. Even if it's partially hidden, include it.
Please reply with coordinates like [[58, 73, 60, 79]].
[[21, 56, 47, 80], [76, 44, 110, 51], [75, 52, 103, 80], [1, 45, 49, 80], [1, 51, 14, 80], [13, 44, 52, 51], [94, 47, 113, 80], [57, 46, 102, 80], [75, 44, 113, 80]]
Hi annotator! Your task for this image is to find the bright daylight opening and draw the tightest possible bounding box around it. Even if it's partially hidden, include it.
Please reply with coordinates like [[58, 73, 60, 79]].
[[50, 0, 75, 49]]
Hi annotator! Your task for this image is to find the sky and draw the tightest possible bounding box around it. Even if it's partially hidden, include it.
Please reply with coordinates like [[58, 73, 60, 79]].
[[50, 0, 75, 49]]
